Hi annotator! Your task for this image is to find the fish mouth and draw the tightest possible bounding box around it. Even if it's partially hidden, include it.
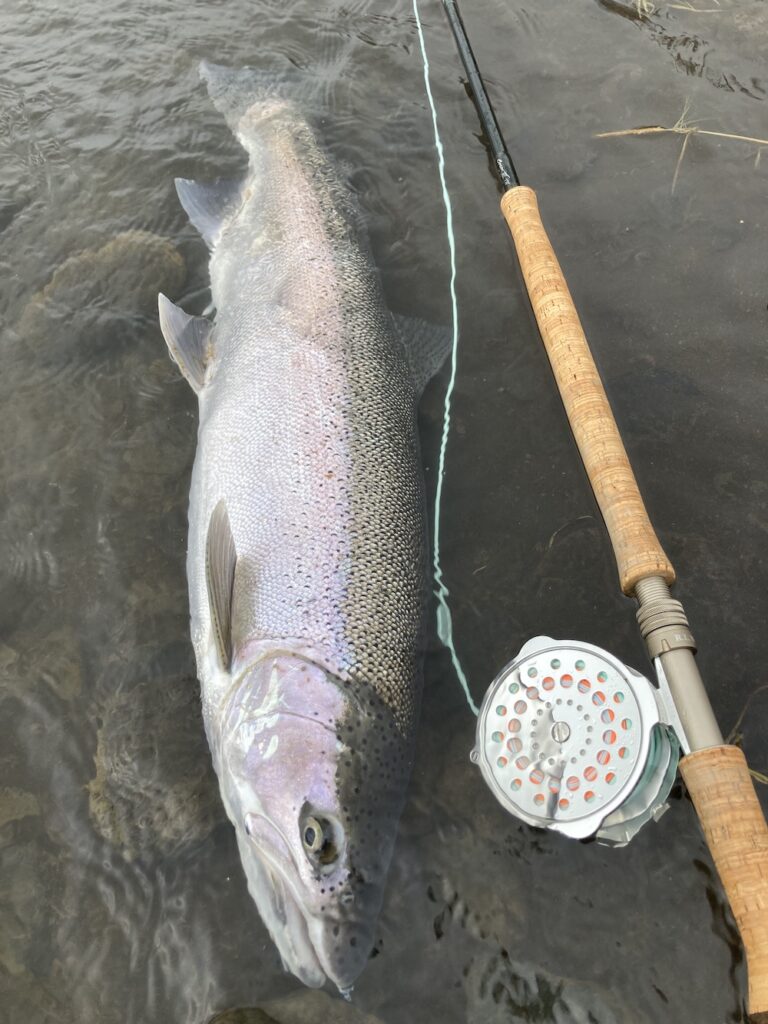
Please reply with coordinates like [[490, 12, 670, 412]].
[[244, 819, 372, 993], [268, 868, 328, 989]]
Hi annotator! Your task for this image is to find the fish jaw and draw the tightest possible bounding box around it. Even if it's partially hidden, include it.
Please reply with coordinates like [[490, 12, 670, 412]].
[[211, 654, 408, 992], [233, 810, 378, 993]]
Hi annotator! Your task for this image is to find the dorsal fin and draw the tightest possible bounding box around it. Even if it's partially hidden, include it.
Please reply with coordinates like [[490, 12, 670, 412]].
[[175, 177, 244, 249], [158, 293, 213, 392], [205, 500, 237, 671], [392, 314, 451, 399]]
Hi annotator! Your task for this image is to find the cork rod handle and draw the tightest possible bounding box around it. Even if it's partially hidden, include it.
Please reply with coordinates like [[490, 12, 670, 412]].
[[680, 746, 768, 1022], [500, 185, 675, 595]]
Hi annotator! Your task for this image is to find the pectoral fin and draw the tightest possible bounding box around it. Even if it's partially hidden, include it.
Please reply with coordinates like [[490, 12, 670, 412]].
[[158, 293, 212, 392], [392, 314, 452, 400], [205, 500, 237, 671]]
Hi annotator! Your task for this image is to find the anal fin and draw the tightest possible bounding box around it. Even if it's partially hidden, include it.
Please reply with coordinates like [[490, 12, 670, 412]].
[[392, 314, 452, 400]]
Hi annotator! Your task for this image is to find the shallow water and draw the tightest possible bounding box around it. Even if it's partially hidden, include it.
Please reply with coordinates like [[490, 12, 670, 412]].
[[1, 0, 767, 1021]]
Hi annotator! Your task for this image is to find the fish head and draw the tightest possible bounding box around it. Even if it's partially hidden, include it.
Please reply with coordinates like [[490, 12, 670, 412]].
[[217, 653, 411, 993]]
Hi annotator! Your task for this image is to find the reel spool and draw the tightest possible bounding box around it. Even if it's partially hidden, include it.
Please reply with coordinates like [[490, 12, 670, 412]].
[[471, 637, 680, 846]]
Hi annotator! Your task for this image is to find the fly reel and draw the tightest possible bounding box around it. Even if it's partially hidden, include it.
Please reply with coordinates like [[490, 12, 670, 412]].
[[471, 637, 681, 846]]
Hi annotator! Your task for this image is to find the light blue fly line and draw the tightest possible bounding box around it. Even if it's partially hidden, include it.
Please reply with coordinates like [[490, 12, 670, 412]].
[[412, 0, 479, 716]]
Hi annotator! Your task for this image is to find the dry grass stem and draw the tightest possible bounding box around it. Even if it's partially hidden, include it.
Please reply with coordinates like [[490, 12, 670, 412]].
[[596, 99, 768, 192], [597, 114, 768, 150], [670, 132, 691, 193], [725, 683, 768, 785], [668, 1, 721, 11], [727, 683, 768, 742], [635, 0, 720, 13]]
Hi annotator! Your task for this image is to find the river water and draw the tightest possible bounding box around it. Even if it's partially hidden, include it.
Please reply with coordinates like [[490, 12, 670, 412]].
[[1, 1, 767, 1021]]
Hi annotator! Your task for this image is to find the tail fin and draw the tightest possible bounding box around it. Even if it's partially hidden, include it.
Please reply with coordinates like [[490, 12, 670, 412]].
[[198, 55, 363, 132]]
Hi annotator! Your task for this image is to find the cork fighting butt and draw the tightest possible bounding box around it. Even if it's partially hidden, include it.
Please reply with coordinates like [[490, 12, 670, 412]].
[[500, 185, 675, 596], [680, 746, 768, 1022]]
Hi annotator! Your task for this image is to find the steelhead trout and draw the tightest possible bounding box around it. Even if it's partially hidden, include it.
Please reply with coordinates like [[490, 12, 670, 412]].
[[158, 63, 446, 993]]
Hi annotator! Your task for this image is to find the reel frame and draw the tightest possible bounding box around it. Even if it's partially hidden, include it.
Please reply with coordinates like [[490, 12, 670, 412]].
[[472, 637, 680, 844]]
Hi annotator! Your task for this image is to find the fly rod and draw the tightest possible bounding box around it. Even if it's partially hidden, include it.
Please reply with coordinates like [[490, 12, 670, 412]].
[[441, 0, 768, 1018]]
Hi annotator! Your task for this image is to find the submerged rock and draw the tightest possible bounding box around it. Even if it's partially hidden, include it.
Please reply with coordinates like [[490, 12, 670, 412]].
[[209, 991, 386, 1024], [0, 789, 39, 831], [0, 626, 82, 702], [87, 670, 222, 858], [17, 229, 185, 342], [208, 1011, 281, 1024], [0, 838, 57, 977], [464, 952, 627, 1024], [0, 968, 67, 1024]]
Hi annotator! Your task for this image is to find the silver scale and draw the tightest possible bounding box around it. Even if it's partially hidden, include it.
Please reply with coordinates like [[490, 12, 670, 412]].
[[472, 638, 681, 845]]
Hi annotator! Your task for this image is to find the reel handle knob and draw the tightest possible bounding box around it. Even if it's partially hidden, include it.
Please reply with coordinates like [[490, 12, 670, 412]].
[[499, 185, 675, 596], [680, 745, 768, 1021]]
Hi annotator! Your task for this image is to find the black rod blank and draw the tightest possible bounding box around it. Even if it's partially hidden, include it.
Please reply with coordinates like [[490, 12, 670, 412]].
[[441, 0, 521, 189]]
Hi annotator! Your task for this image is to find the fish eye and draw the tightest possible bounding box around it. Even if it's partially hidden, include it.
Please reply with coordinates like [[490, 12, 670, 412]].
[[301, 814, 339, 865], [303, 821, 321, 851]]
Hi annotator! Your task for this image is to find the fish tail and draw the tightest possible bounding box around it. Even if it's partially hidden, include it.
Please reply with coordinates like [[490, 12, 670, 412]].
[[199, 51, 361, 132]]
